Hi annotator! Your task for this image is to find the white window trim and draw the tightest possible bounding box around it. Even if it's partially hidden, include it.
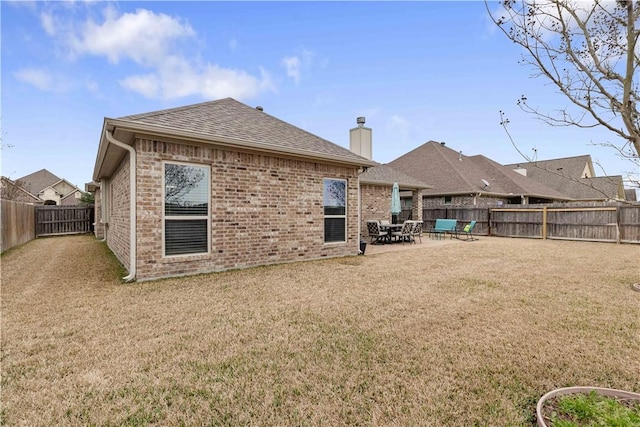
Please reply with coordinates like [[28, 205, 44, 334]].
[[323, 178, 347, 244], [162, 161, 211, 257]]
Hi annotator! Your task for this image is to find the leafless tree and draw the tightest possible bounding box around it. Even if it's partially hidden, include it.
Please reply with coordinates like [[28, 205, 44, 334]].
[[164, 164, 205, 206], [487, 0, 639, 183], [0, 178, 29, 201]]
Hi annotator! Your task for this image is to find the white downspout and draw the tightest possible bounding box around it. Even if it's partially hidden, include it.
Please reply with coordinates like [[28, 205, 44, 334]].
[[357, 176, 362, 253], [105, 130, 136, 282]]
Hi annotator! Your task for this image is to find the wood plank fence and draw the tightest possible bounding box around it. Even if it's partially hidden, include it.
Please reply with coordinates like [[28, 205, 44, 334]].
[[1, 200, 36, 253], [415, 203, 640, 244], [35, 205, 94, 237]]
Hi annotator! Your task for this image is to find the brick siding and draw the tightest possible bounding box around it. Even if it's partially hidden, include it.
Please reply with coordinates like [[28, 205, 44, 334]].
[[105, 155, 131, 271], [360, 184, 391, 236], [103, 138, 361, 281]]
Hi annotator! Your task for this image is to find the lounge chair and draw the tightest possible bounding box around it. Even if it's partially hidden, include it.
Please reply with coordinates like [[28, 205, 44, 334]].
[[458, 220, 477, 241]]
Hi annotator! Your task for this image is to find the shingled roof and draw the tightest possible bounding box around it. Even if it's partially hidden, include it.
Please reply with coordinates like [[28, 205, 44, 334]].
[[17, 169, 61, 195], [387, 141, 570, 200], [94, 98, 376, 180], [359, 164, 431, 189], [505, 156, 625, 201]]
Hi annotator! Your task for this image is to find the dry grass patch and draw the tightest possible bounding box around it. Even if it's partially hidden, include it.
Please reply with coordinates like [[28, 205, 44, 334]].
[[1, 235, 639, 426]]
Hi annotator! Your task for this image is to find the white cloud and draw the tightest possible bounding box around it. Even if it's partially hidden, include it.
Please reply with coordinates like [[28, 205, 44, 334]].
[[66, 7, 273, 100], [119, 73, 160, 98], [40, 11, 56, 36], [70, 8, 195, 65], [282, 56, 301, 84], [120, 56, 274, 100], [14, 68, 54, 91], [282, 48, 317, 84]]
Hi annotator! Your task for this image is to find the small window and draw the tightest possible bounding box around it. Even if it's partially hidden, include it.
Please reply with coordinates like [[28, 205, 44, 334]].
[[444, 195, 452, 205], [164, 162, 210, 256], [323, 178, 347, 243]]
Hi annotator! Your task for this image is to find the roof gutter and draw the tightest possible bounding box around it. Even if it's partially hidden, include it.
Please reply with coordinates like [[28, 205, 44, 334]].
[[105, 130, 136, 282]]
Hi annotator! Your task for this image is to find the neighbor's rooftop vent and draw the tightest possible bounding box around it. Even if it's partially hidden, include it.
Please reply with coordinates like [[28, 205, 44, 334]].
[[256, 106, 264, 111], [357, 116, 366, 127]]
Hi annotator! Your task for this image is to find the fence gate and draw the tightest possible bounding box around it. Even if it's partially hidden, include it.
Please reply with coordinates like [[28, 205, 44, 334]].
[[35, 205, 94, 237]]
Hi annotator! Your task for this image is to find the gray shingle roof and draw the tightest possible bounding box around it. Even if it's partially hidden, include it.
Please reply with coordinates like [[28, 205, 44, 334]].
[[17, 169, 61, 195], [505, 156, 624, 200], [388, 141, 570, 199], [506, 155, 594, 180], [359, 164, 432, 189], [116, 97, 375, 165]]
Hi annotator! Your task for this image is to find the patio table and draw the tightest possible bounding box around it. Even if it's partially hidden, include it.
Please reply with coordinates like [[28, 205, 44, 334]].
[[380, 223, 404, 243]]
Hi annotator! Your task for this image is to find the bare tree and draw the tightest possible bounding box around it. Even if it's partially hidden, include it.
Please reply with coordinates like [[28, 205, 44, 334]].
[[164, 164, 205, 206], [487, 0, 640, 171], [0, 178, 30, 202]]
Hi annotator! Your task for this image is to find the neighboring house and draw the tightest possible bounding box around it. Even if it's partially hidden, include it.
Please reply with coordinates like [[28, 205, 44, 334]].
[[505, 155, 627, 202], [0, 176, 41, 203], [624, 188, 638, 202], [13, 169, 84, 205], [387, 141, 571, 207], [92, 98, 376, 281]]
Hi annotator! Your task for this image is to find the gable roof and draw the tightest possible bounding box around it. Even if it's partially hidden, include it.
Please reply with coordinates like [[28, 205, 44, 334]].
[[387, 141, 571, 200], [504, 156, 624, 201], [17, 169, 61, 195], [94, 98, 376, 180], [506, 155, 594, 179], [359, 164, 432, 189]]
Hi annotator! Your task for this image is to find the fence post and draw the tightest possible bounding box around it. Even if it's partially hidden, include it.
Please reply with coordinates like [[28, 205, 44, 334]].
[[542, 206, 548, 240], [616, 205, 621, 244], [487, 208, 491, 236]]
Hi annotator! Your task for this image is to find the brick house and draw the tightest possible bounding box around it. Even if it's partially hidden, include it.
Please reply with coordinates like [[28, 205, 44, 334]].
[[92, 98, 376, 281], [387, 141, 570, 207], [1, 169, 84, 205], [505, 155, 628, 202]]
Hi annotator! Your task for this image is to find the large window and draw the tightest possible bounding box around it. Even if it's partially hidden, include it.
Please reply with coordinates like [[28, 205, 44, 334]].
[[323, 178, 347, 243], [164, 162, 210, 256]]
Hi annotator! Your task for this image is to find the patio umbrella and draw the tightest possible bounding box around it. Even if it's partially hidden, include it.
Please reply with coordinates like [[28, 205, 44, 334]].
[[391, 182, 401, 218]]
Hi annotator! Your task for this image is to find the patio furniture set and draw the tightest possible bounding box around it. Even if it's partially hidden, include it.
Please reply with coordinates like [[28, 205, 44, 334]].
[[366, 220, 424, 245], [366, 219, 477, 245]]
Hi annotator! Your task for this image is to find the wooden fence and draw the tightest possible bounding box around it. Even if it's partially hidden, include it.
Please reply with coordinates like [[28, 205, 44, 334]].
[[1, 200, 36, 253], [414, 203, 640, 244], [35, 205, 94, 237]]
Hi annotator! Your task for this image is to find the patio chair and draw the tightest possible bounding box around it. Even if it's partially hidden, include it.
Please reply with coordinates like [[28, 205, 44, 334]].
[[366, 220, 388, 244], [391, 220, 415, 244], [458, 220, 477, 241], [411, 220, 423, 243]]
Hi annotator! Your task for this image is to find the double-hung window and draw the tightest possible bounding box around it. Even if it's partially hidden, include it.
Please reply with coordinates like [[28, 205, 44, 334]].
[[164, 162, 210, 256], [323, 178, 347, 243]]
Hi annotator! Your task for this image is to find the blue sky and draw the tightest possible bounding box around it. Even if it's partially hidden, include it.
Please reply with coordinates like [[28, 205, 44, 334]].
[[2, 1, 637, 190]]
